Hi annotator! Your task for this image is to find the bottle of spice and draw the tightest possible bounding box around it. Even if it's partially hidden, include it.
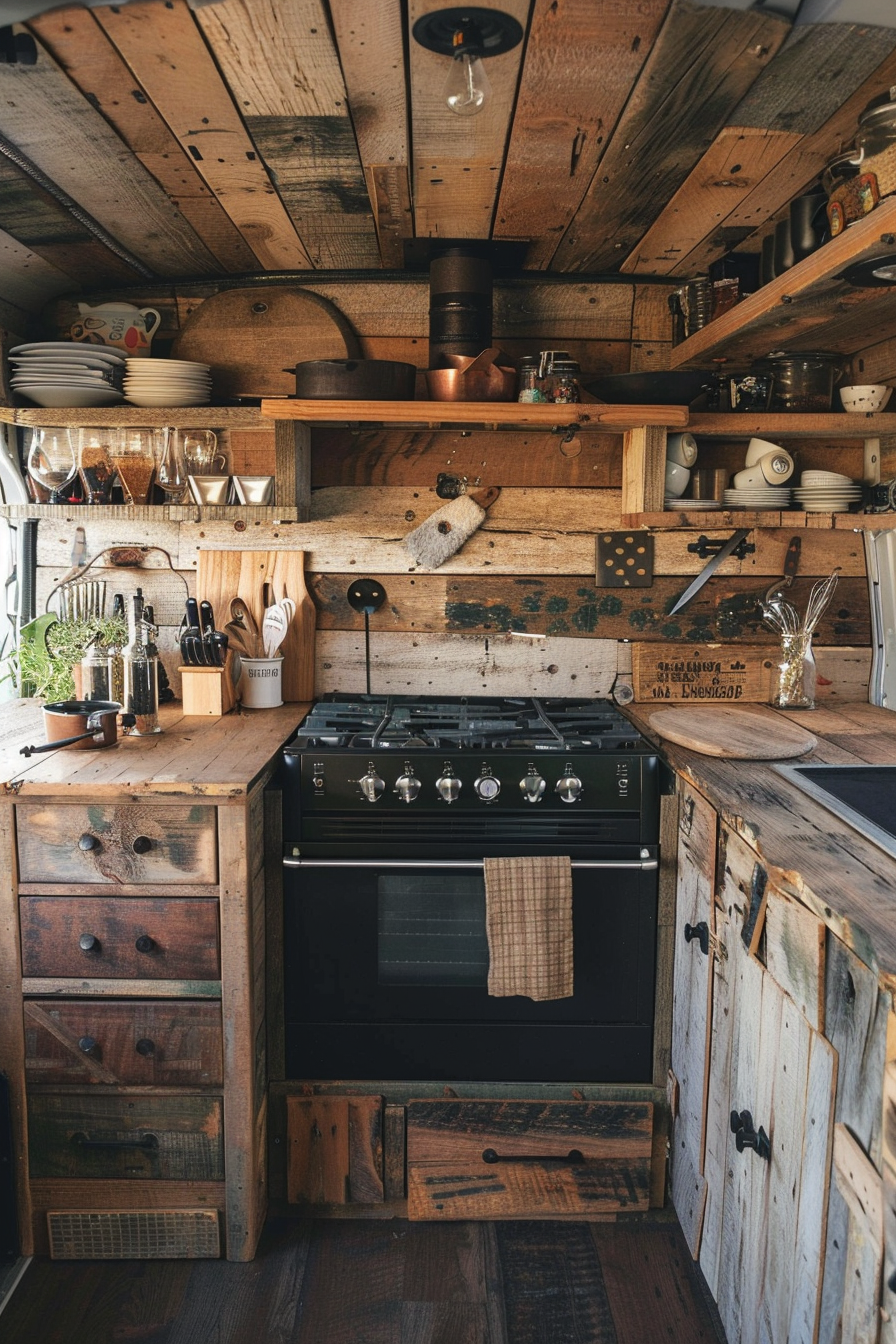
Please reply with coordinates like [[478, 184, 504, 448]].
[[517, 355, 546, 403], [79, 635, 111, 703], [107, 593, 125, 705]]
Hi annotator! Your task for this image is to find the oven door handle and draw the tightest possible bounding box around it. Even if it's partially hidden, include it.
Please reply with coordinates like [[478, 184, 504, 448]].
[[283, 857, 658, 871]]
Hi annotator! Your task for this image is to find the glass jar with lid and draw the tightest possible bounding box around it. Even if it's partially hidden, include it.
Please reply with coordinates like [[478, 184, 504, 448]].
[[537, 351, 581, 403], [852, 91, 896, 198]]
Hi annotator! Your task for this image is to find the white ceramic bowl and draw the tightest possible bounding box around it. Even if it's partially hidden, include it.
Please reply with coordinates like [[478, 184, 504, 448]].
[[666, 432, 698, 467], [745, 435, 786, 466], [839, 384, 892, 413], [801, 470, 853, 486], [664, 460, 691, 498]]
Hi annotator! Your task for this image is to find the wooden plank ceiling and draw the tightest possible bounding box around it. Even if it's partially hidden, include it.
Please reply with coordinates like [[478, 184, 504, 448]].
[[0, 0, 891, 308]]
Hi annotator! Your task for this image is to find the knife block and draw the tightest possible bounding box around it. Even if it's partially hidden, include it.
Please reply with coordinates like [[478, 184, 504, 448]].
[[180, 655, 236, 716]]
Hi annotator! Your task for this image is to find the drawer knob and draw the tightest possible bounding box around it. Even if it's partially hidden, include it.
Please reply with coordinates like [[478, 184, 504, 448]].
[[132, 836, 153, 855], [135, 1038, 156, 1058], [730, 1108, 771, 1161], [78, 1035, 98, 1056], [134, 935, 156, 954], [78, 933, 100, 953], [78, 833, 99, 852]]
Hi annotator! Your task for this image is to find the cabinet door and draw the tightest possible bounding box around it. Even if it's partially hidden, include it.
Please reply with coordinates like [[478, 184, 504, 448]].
[[702, 831, 836, 1344], [669, 785, 717, 1257]]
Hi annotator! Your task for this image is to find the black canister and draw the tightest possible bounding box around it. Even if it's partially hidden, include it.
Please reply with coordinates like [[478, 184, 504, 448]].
[[429, 248, 493, 361]]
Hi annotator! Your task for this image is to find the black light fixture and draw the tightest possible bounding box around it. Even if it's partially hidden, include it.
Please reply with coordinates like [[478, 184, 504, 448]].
[[412, 7, 524, 118]]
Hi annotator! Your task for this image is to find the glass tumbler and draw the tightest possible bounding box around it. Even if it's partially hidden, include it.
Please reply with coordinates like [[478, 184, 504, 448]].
[[771, 632, 816, 710]]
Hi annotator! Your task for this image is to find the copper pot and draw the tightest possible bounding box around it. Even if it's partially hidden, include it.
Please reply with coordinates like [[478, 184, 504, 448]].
[[425, 350, 517, 402], [20, 701, 125, 758]]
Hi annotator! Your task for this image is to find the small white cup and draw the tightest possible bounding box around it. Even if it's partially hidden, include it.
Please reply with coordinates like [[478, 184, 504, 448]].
[[745, 436, 786, 466], [237, 656, 283, 708], [665, 461, 691, 498], [666, 432, 698, 467], [733, 452, 793, 489]]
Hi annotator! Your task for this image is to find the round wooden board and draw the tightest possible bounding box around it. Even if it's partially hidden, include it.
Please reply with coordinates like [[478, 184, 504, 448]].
[[171, 286, 361, 397], [647, 706, 817, 759]]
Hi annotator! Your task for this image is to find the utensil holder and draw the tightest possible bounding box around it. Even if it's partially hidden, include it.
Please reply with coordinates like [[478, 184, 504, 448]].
[[771, 632, 816, 710], [237, 656, 283, 709], [180, 657, 236, 717]]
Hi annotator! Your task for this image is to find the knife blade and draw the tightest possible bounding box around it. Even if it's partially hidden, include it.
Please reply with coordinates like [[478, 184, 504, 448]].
[[669, 529, 751, 616]]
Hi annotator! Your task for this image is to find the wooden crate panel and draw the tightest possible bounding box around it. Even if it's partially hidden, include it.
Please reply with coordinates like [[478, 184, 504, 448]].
[[633, 643, 775, 703], [286, 1095, 384, 1205], [20, 897, 220, 980], [24, 999, 222, 1086], [406, 1099, 652, 1220], [16, 803, 218, 885], [28, 1094, 224, 1181]]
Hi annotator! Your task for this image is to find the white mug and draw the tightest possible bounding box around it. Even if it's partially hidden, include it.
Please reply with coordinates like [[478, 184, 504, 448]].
[[666, 432, 698, 467], [745, 436, 785, 466], [733, 451, 794, 488], [665, 461, 691, 498]]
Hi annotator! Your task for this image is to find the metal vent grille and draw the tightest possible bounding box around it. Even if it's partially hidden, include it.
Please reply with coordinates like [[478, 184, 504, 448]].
[[309, 815, 639, 844], [47, 1209, 220, 1260]]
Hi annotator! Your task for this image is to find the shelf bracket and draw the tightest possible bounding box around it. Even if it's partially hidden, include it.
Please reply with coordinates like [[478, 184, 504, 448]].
[[687, 533, 755, 561]]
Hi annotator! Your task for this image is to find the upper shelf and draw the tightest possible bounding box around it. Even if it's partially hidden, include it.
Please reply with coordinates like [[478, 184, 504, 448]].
[[260, 399, 690, 429], [669, 197, 896, 369], [0, 406, 264, 428], [688, 412, 896, 437]]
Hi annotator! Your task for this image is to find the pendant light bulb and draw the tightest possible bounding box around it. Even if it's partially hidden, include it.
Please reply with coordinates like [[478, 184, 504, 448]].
[[444, 46, 491, 116]]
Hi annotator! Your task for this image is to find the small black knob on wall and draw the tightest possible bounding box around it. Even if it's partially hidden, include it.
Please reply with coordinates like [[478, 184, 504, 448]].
[[134, 935, 156, 954], [730, 1108, 771, 1161], [684, 921, 709, 956], [132, 836, 152, 854], [135, 1038, 155, 1058], [78, 833, 99, 851], [78, 933, 100, 953], [78, 1036, 98, 1056]]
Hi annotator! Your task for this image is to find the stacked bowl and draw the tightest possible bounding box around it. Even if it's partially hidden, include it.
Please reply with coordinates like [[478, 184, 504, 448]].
[[792, 470, 862, 512], [124, 358, 212, 407], [9, 341, 125, 408]]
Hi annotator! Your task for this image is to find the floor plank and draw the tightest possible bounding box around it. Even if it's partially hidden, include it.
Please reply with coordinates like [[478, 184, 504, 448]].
[[495, 1221, 618, 1343], [591, 1222, 724, 1343]]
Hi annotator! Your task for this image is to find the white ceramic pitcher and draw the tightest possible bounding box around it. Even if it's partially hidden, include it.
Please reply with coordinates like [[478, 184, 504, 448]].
[[70, 302, 161, 357]]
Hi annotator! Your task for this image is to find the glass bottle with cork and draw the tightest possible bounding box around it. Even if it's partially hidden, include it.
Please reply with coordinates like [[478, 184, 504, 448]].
[[122, 588, 162, 735]]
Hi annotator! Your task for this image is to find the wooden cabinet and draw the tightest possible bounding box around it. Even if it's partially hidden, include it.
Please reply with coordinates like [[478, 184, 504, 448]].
[[19, 897, 220, 979]]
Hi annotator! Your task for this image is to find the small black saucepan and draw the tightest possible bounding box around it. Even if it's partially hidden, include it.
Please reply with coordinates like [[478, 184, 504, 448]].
[[20, 701, 135, 757]]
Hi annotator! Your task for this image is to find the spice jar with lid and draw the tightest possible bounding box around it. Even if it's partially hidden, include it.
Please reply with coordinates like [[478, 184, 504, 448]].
[[537, 350, 580, 403], [517, 354, 546, 403]]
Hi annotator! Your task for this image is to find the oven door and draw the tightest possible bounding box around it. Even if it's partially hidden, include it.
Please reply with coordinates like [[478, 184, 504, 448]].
[[282, 856, 657, 1083]]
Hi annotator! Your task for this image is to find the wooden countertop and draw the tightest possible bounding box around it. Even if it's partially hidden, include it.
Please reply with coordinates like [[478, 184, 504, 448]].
[[0, 700, 310, 798], [626, 701, 896, 989]]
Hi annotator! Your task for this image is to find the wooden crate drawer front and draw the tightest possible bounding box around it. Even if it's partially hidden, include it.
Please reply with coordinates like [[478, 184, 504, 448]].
[[20, 898, 220, 980], [24, 999, 223, 1086], [16, 803, 218, 886], [407, 1099, 653, 1220], [28, 1095, 224, 1181]]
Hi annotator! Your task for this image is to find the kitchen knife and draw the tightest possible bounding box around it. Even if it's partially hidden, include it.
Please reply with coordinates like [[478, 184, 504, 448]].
[[669, 529, 752, 616]]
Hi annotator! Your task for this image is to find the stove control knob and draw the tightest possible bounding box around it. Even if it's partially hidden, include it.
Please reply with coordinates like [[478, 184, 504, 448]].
[[474, 774, 501, 803], [555, 772, 583, 804], [436, 770, 461, 804], [357, 769, 385, 803], [520, 770, 546, 804], [394, 773, 421, 804]]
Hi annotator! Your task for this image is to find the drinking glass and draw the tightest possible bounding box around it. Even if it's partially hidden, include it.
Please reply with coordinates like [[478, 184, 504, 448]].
[[154, 426, 188, 503], [25, 428, 76, 503], [75, 427, 117, 505], [181, 429, 227, 476], [110, 427, 155, 504]]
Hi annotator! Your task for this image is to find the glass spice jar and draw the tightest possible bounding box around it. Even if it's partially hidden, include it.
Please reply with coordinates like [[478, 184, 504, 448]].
[[517, 355, 546, 403], [771, 632, 817, 710]]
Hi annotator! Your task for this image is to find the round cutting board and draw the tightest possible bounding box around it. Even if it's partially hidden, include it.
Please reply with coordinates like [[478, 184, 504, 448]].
[[648, 706, 817, 759], [171, 286, 360, 398]]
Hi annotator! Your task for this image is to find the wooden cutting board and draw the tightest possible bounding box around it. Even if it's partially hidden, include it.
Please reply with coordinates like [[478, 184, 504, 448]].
[[648, 706, 817, 759], [172, 287, 360, 398], [197, 549, 315, 702]]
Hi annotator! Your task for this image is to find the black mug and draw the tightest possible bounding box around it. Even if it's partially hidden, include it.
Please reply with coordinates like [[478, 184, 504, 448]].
[[773, 217, 795, 275], [789, 191, 828, 263]]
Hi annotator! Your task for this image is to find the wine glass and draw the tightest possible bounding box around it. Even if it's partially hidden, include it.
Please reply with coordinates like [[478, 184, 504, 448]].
[[110, 428, 155, 505], [154, 426, 187, 503], [26, 428, 76, 503]]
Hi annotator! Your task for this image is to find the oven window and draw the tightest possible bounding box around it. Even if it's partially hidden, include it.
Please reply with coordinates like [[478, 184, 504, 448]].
[[378, 875, 489, 987]]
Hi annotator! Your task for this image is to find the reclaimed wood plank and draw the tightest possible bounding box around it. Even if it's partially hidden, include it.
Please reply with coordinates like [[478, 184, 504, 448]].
[[622, 425, 666, 514], [0, 224, 76, 310], [494, 0, 668, 269], [669, 785, 716, 1258], [408, 0, 531, 239], [764, 884, 825, 1032], [328, 0, 411, 268], [263, 398, 686, 429], [495, 1222, 617, 1339], [93, 0, 312, 270], [551, 1, 789, 273], [0, 800, 30, 1255], [287, 1097, 352, 1205], [788, 1031, 837, 1344], [699, 872, 735, 1299], [0, 23, 219, 278], [591, 1221, 722, 1343], [29, 7, 256, 274], [195, 0, 380, 269], [833, 1122, 885, 1344]]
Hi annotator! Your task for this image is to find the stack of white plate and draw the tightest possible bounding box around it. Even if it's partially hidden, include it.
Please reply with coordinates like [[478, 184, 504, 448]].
[[664, 497, 722, 510], [792, 470, 862, 512], [123, 358, 212, 407], [722, 485, 792, 509], [8, 341, 125, 408]]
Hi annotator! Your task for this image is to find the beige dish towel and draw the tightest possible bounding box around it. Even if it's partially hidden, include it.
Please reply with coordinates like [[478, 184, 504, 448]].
[[484, 855, 573, 1001]]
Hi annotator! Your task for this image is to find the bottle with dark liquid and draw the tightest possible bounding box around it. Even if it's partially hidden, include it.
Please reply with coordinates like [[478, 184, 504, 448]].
[[122, 588, 161, 735]]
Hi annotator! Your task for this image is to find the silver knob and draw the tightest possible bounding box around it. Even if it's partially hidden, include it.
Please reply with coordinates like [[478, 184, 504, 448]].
[[394, 772, 421, 804], [474, 774, 501, 803], [358, 770, 385, 803], [436, 770, 461, 803], [555, 772, 583, 804], [520, 771, 546, 804]]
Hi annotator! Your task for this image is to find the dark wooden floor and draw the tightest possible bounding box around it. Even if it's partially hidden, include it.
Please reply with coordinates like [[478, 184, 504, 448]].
[[0, 1215, 726, 1343]]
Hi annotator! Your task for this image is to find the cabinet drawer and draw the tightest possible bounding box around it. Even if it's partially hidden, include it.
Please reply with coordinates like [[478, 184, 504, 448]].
[[28, 1094, 224, 1180], [20, 897, 220, 980], [24, 999, 223, 1086], [406, 1099, 653, 1220], [16, 803, 218, 886]]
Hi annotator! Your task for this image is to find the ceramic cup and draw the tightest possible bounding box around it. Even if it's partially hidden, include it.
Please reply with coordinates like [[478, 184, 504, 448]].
[[745, 435, 786, 466], [666, 432, 699, 467], [665, 461, 691, 498], [733, 452, 794, 489], [237, 656, 283, 708]]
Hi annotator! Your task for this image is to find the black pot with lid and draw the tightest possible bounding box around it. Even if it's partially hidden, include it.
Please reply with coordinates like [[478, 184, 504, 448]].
[[752, 351, 841, 412]]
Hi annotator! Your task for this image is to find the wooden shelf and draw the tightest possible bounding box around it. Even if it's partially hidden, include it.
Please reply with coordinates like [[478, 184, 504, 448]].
[[668, 197, 896, 369], [689, 412, 896, 438], [634, 508, 873, 529], [0, 405, 265, 428], [260, 398, 690, 429], [0, 503, 298, 522]]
